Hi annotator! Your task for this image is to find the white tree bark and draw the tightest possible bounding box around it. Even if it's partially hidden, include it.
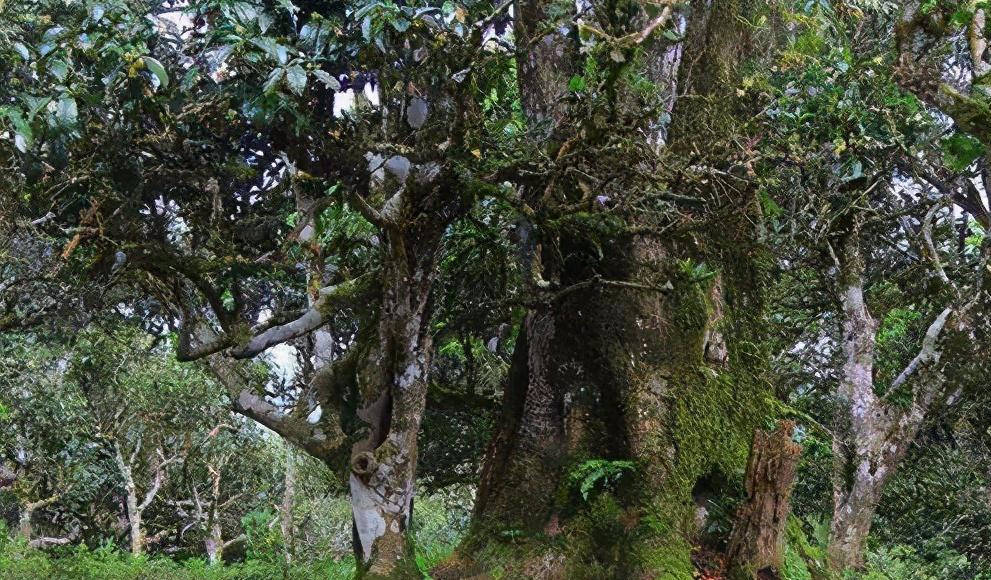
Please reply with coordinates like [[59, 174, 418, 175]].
[[18, 494, 59, 540], [827, 222, 977, 571], [114, 442, 177, 556]]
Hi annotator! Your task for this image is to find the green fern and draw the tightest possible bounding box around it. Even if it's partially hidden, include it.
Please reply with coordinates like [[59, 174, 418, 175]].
[[568, 459, 636, 501]]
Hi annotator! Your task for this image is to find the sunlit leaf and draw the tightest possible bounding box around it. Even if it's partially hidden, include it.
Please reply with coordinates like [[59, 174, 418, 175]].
[[143, 56, 169, 89], [286, 64, 307, 96], [313, 70, 341, 91]]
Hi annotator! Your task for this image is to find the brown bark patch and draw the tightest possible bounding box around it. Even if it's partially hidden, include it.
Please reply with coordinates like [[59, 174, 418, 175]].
[[725, 421, 802, 579]]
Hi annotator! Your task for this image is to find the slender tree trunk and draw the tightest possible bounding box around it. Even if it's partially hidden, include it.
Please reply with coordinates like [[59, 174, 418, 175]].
[[205, 463, 226, 565], [280, 450, 296, 566], [115, 447, 146, 556], [826, 219, 979, 571], [113, 442, 170, 557], [726, 421, 802, 579], [205, 520, 223, 566], [126, 497, 145, 556]]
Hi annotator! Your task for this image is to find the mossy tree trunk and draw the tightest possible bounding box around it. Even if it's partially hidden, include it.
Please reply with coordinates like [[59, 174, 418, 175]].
[[202, 167, 463, 576], [466, 1, 781, 577], [347, 188, 454, 578]]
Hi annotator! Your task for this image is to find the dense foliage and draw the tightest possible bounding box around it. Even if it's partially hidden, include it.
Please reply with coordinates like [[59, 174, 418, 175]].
[[2, 0, 990, 578]]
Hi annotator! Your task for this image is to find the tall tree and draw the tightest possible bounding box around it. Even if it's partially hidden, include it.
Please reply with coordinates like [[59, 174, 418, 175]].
[[753, 2, 991, 570], [0, 0, 516, 573], [466, 1, 784, 576]]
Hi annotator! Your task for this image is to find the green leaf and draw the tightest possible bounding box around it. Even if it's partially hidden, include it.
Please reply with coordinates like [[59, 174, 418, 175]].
[[568, 75, 586, 92], [312, 70, 341, 91], [89, 3, 106, 21], [12, 42, 30, 60], [49, 59, 69, 81], [263, 67, 284, 94], [181, 67, 201, 91], [300, 20, 331, 53], [5, 109, 34, 152], [23, 96, 51, 119], [840, 159, 863, 183], [258, 11, 274, 33], [143, 56, 169, 89], [286, 64, 307, 95], [57, 96, 78, 126], [941, 133, 986, 172], [251, 38, 289, 65], [229, 2, 259, 24], [759, 190, 783, 218], [276, 0, 299, 16], [361, 15, 372, 41]]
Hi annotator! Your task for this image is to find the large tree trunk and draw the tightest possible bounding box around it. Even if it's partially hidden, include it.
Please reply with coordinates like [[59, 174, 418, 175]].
[[200, 168, 458, 577], [726, 421, 802, 579], [827, 220, 882, 572], [464, 3, 780, 576]]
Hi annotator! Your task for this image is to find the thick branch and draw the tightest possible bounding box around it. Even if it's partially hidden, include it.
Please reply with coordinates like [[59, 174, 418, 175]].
[[207, 355, 350, 465], [179, 274, 373, 362], [888, 307, 954, 394], [28, 527, 80, 549]]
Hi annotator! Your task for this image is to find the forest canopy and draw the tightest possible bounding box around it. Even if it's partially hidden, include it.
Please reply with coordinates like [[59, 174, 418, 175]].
[[1, 0, 990, 579]]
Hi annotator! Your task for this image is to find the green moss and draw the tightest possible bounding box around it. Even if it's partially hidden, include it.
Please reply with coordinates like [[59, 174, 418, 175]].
[[785, 516, 830, 580], [940, 84, 991, 147], [459, 174, 775, 580], [783, 543, 813, 580], [639, 538, 695, 580]]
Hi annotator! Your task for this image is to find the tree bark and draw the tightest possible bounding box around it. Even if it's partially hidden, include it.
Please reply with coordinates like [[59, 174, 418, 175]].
[[204, 521, 223, 566], [18, 495, 59, 541], [125, 491, 145, 556], [280, 451, 296, 566], [203, 462, 240, 566], [726, 421, 802, 579], [113, 442, 172, 557], [114, 445, 146, 556], [826, 219, 983, 572], [194, 161, 459, 577], [349, 263, 435, 577], [467, 2, 780, 576], [346, 173, 458, 576]]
